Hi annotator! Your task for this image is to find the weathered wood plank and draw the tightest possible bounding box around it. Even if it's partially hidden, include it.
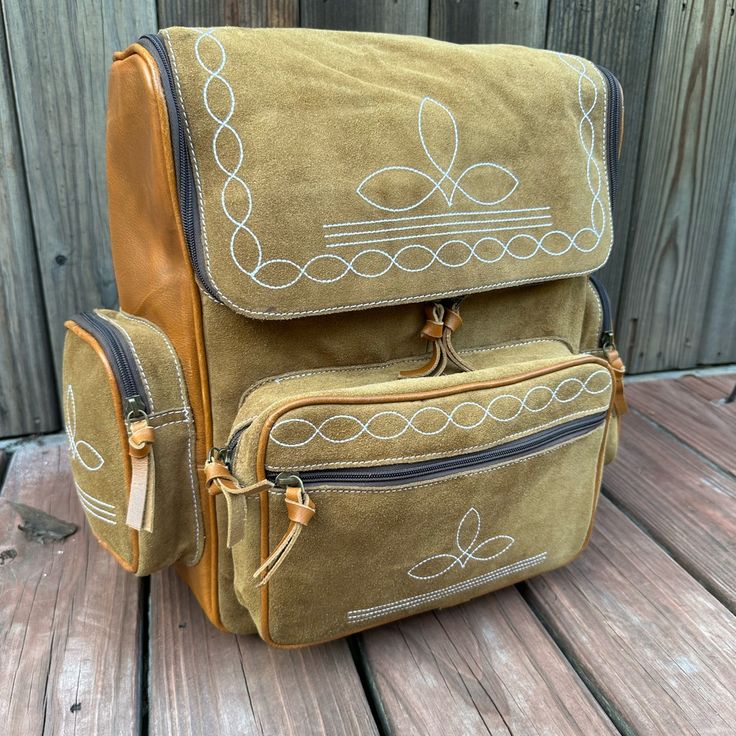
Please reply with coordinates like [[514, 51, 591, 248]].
[[2, 0, 157, 380], [0, 439, 141, 735], [0, 6, 58, 437], [429, 0, 548, 46], [678, 373, 736, 404], [158, 0, 299, 27], [616, 0, 736, 372], [545, 0, 659, 319], [626, 377, 736, 475], [148, 567, 379, 736], [359, 586, 617, 735], [604, 409, 736, 610], [526, 497, 736, 735], [300, 0, 428, 34]]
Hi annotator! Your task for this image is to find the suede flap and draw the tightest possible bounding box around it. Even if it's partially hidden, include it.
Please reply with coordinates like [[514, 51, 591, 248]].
[[162, 27, 613, 319]]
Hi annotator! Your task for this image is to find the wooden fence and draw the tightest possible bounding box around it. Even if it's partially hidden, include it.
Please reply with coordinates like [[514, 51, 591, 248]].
[[1, 0, 734, 438]]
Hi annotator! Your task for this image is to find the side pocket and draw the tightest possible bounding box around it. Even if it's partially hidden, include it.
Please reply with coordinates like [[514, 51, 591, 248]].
[[62, 309, 203, 574]]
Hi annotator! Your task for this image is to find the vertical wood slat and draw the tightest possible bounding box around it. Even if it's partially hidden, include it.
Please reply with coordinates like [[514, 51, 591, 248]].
[[157, 0, 299, 28], [300, 0, 428, 34], [1, 0, 158, 382], [0, 5, 58, 437], [430, 0, 548, 47], [545, 0, 659, 320], [616, 0, 736, 372]]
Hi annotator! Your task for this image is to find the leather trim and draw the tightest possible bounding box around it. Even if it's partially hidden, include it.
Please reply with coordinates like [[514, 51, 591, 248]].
[[255, 354, 615, 647], [106, 43, 222, 626], [65, 320, 138, 573]]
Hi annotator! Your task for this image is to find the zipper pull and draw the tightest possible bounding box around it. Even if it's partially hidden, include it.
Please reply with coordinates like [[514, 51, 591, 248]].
[[602, 333, 628, 416], [253, 473, 316, 587], [401, 303, 447, 378], [204, 448, 273, 548], [441, 298, 473, 373], [126, 411, 156, 532]]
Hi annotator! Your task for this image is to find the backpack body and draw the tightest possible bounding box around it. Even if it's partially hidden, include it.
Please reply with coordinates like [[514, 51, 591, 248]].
[[63, 27, 625, 646]]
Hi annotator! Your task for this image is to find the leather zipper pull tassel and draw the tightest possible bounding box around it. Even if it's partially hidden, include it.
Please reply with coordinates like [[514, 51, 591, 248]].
[[401, 303, 447, 378], [442, 299, 474, 373], [127, 418, 155, 532], [254, 483, 316, 587], [605, 345, 629, 416]]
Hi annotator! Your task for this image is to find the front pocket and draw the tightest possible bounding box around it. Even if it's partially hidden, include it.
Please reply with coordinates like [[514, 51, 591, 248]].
[[218, 353, 614, 645], [63, 309, 203, 574]]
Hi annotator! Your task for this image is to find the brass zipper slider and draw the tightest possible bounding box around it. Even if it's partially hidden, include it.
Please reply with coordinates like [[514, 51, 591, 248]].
[[602, 333, 628, 416]]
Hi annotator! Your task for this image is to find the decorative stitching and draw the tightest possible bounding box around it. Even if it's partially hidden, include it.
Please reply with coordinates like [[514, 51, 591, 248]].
[[75, 482, 117, 525], [183, 32, 610, 307], [587, 277, 604, 341], [119, 312, 202, 563], [347, 553, 548, 623], [266, 405, 608, 471], [408, 507, 514, 580], [65, 386, 104, 472], [269, 369, 612, 448]]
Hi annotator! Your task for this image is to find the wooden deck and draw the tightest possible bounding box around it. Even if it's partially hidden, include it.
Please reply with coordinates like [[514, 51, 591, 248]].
[[2, 372, 735, 735]]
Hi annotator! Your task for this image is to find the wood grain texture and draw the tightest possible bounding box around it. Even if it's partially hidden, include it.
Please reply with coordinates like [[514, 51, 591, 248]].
[[359, 586, 617, 736], [0, 7, 58, 437], [148, 567, 379, 736], [300, 0, 428, 34], [1, 0, 157, 380], [526, 497, 736, 735], [545, 0, 659, 319], [616, 0, 736, 372], [0, 439, 142, 735], [158, 0, 298, 27], [626, 375, 736, 474], [429, 0, 548, 46], [604, 409, 736, 610]]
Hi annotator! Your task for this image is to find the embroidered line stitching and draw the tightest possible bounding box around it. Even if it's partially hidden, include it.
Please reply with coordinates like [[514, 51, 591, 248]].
[[269, 369, 612, 448], [75, 482, 117, 525], [65, 385, 104, 472], [347, 553, 548, 623], [189, 31, 609, 296]]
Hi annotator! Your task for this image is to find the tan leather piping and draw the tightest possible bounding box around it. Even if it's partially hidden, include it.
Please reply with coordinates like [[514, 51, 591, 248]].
[[65, 320, 138, 573], [255, 354, 615, 647]]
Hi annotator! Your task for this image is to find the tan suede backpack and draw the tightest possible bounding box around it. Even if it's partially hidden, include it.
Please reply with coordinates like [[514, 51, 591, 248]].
[[62, 27, 627, 647]]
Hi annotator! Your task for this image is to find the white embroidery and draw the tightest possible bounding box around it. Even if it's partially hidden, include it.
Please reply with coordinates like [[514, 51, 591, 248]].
[[408, 507, 514, 580], [347, 552, 548, 623], [269, 369, 612, 448], [65, 385, 104, 472], [188, 30, 609, 294], [75, 482, 116, 525]]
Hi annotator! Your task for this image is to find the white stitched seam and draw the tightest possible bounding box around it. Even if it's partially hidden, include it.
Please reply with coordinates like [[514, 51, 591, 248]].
[[150, 418, 190, 430], [149, 408, 188, 420], [269, 370, 612, 447], [75, 482, 115, 510], [119, 311, 202, 562], [587, 277, 604, 340], [266, 405, 608, 470], [65, 385, 104, 472], [347, 553, 548, 622], [98, 312, 155, 412]]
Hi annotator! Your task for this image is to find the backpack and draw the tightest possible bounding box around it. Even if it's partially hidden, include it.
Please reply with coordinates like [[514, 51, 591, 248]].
[[62, 27, 627, 647]]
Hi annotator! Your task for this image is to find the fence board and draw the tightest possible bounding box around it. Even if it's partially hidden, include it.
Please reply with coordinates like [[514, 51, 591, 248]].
[[429, 0, 548, 46], [2, 0, 158, 381], [545, 0, 659, 320], [616, 0, 736, 372], [158, 0, 298, 27], [0, 12, 58, 437], [301, 0, 428, 34]]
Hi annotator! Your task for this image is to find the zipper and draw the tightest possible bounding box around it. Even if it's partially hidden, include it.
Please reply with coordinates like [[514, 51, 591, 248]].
[[72, 312, 148, 419], [596, 65, 622, 213], [588, 274, 614, 350], [262, 410, 607, 489], [138, 34, 219, 303]]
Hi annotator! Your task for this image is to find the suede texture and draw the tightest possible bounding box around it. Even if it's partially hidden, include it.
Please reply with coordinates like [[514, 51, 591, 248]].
[[162, 27, 613, 318], [62, 310, 203, 574]]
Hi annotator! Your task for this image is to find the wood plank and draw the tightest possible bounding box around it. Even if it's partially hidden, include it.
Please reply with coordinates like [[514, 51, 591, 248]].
[[626, 377, 736, 475], [678, 373, 736, 403], [148, 567, 379, 736], [429, 0, 548, 46], [616, 1, 736, 372], [0, 439, 142, 735], [300, 0, 428, 34], [157, 0, 298, 27], [0, 4, 58, 437], [604, 409, 736, 610], [2, 0, 158, 380], [359, 586, 617, 735], [526, 497, 736, 735], [545, 0, 659, 320]]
